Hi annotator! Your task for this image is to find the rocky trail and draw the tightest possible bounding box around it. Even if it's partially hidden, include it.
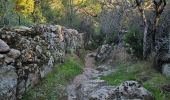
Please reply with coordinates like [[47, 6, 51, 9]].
[[67, 51, 96, 100], [66, 51, 154, 100], [66, 51, 114, 100], [0, 25, 155, 100]]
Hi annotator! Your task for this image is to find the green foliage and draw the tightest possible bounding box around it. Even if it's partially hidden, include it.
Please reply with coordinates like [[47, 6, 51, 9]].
[[0, 0, 103, 29], [0, 0, 16, 26], [124, 27, 143, 58], [101, 63, 136, 85], [104, 32, 116, 44], [91, 25, 104, 45], [22, 56, 83, 100], [15, 0, 35, 15], [101, 61, 170, 100]]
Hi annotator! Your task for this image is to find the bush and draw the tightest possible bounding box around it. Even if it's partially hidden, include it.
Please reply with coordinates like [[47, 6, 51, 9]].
[[124, 27, 143, 58]]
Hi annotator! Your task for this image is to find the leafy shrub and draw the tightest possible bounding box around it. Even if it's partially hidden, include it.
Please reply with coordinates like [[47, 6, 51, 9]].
[[124, 27, 143, 58], [104, 32, 117, 44]]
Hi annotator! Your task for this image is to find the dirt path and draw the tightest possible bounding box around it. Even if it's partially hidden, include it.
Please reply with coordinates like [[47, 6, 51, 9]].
[[66, 50, 154, 100], [66, 51, 99, 100], [66, 51, 115, 100], [72, 51, 98, 85], [84, 52, 96, 68]]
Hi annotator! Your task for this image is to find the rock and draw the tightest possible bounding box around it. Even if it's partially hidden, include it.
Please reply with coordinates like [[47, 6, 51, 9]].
[[89, 86, 115, 100], [36, 45, 42, 54], [76, 80, 154, 100], [0, 39, 10, 53], [77, 80, 106, 100], [0, 54, 5, 65], [161, 84, 170, 93], [96, 44, 112, 62], [14, 26, 32, 32], [26, 73, 40, 88], [0, 54, 4, 59], [0, 25, 83, 99], [7, 49, 21, 59], [17, 80, 26, 99], [40, 65, 53, 78], [114, 81, 154, 100], [0, 65, 17, 100], [96, 65, 109, 72], [4, 57, 14, 64], [83, 68, 101, 78], [96, 65, 115, 76], [162, 64, 170, 77]]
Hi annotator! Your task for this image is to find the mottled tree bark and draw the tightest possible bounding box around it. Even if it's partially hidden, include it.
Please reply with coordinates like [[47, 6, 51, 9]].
[[135, 0, 148, 59], [152, 0, 166, 49]]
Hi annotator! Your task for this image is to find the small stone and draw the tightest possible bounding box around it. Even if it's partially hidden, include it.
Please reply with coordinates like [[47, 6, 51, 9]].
[[36, 45, 42, 54], [0, 39, 10, 53], [0, 54, 4, 59], [4, 57, 14, 64], [96, 65, 109, 72], [95, 44, 112, 62], [7, 49, 21, 59]]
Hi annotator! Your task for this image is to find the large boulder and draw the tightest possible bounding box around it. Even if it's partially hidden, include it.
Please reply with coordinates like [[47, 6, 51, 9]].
[[0, 65, 17, 100], [0, 39, 10, 53], [76, 80, 154, 100], [113, 81, 154, 100], [89, 86, 115, 100], [95, 44, 112, 62], [77, 80, 107, 100]]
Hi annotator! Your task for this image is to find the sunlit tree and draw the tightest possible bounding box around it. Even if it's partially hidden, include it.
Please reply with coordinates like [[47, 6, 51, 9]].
[[16, 0, 35, 15]]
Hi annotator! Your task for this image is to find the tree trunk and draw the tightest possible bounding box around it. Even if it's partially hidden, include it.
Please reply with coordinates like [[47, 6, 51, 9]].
[[152, 0, 166, 51], [135, 0, 149, 59], [17, 14, 21, 25], [143, 17, 148, 59]]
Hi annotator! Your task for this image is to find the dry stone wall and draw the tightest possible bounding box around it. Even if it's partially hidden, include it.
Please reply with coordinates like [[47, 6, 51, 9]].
[[0, 25, 84, 99]]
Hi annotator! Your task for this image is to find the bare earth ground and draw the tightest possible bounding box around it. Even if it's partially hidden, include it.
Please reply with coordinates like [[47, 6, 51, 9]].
[[66, 51, 114, 100], [67, 51, 98, 100]]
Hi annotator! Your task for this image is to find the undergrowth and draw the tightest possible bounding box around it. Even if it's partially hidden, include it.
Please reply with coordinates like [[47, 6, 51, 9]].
[[101, 61, 170, 100], [22, 56, 83, 100]]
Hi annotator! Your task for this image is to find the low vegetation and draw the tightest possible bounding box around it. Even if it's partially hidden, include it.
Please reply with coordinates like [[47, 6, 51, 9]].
[[124, 27, 143, 58], [22, 56, 83, 100], [101, 61, 170, 100]]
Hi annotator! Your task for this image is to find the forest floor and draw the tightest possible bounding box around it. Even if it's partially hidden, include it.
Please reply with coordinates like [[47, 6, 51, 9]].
[[67, 51, 97, 99], [22, 55, 83, 100], [66, 51, 116, 100], [22, 51, 170, 100], [66, 50, 170, 100]]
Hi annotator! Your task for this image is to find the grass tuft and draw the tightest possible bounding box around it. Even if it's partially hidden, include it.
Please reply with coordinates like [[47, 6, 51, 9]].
[[22, 56, 83, 100], [101, 61, 170, 100]]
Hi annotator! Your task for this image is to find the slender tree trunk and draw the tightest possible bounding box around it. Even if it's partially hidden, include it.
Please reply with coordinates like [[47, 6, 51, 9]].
[[17, 13, 21, 25], [152, 14, 160, 49], [69, 0, 73, 26], [143, 16, 148, 59], [32, 0, 40, 24], [152, 0, 166, 51], [135, 0, 148, 59]]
